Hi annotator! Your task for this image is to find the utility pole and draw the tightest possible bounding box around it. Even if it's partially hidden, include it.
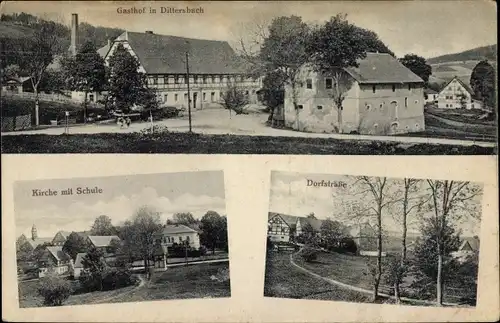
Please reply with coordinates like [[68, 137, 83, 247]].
[[185, 51, 192, 133]]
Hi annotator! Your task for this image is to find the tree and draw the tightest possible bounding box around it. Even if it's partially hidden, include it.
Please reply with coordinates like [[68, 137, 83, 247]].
[[170, 212, 198, 226], [107, 43, 150, 112], [33, 242, 53, 263], [37, 274, 72, 306], [220, 82, 249, 117], [90, 215, 116, 236], [424, 180, 482, 305], [320, 218, 344, 249], [13, 19, 66, 126], [307, 14, 368, 133], [79, 246, 106, 291], [354, 27, 395, 57], [306, 212, 316, 219], [120, 206, 162, 279], [260, 69, 286, 123], [410, 215, 461, 303], [62, 232, 89, 261], [199, 211, 227, 254], [65, 41, 107, 122], [399, 54, 432, 84], [259, 15, 311, 130], [470, 60, 496, 111]]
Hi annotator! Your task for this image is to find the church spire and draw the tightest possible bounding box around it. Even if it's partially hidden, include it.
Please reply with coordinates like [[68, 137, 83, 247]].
[[31, 224, 38, 240]]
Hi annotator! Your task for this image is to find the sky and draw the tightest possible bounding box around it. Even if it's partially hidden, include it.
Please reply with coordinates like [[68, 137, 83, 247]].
[[14, 171, 226, 238], [1, 0, 497, 59], [269, 171, 483, 236]]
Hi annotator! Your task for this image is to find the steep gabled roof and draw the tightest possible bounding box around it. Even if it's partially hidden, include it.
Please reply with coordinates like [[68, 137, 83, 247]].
[[438, 76, 474, 95], [268, 212, 299, 229], [46, 246, 71, 262], [460, 237, 480, 251], [74, 253, 86, 268], [87, 235, 120, 248], [97, 44, 111, 59], [54, 231, 71, 239], [25, 237, 53, 249], [345, 52, 424, 84], [114, 31, 248, 74]]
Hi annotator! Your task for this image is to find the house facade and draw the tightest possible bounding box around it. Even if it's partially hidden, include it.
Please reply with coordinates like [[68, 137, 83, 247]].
[[102, 30, 262, 110], [283, 53, 426, 135], [154, 224, 201, 249], [52, 231, 71, 246], [38, 246, 72, 278], [86, 235, 121, 254], [424, 88, 438, 104], [268, 213, 292, 242], [437, 77, 483, 110]]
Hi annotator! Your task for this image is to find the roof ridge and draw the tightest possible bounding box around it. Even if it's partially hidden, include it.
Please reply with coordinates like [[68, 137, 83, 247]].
[[126, 30, 229, 44]]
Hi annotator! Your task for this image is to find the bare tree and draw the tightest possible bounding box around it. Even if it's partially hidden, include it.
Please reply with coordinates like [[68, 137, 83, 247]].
[[425, 180, 482, 306]]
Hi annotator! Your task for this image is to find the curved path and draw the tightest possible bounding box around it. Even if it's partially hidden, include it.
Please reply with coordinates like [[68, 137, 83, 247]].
[[91, 274, 146, 304], [289, 252, 460, 307]]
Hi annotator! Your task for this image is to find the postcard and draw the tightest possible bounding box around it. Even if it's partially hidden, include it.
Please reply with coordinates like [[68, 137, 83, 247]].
[[265, 171, 483, 307], [0, 0, 497, 154], [13, 171, 230, 308]]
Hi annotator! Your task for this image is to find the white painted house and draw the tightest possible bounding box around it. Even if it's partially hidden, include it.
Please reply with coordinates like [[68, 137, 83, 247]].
[[38, 246, 72, 278], [154, 224, 201, 249], [437, 77, 483, 110]]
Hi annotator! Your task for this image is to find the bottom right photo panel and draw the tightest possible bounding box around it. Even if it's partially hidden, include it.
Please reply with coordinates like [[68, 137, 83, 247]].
[[264, 171, 484, 308]]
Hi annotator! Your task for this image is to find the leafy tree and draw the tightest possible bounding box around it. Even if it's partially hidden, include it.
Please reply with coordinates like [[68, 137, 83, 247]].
[[107, 43, 151, 112], [470, 60, 496, 111], [119, 206, 162, 279], [65, 41, 107, 122], [1, 64, 20, 84], [260, 69, 286, 123], [399, 54, 432, 84], [220, 82, 249, 117], [259, 15, 311, 130], [307, 14, 368, 133], [37, 274, 72, 306], [79, 246, 106, 291], [62, 232, 89, 261], [299, 247, 318, 262], [424, 180, 482, 306], [320, 218, 344, 249], [171, 213, 198, 226], [354, 27, 395, 56], [90, 215, 116, 236], [200, 211, 227, 254], [306, 212, 316, 219], [410, 215, 461, 302], [33, 242, 54, 263], [11, 19, 67, 126]]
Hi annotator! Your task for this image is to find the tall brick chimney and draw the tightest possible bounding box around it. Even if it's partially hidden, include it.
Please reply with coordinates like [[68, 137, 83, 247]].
[[69, 13, 79, 56]]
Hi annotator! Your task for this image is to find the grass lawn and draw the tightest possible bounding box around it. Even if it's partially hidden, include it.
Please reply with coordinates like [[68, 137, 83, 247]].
[[105, 262, 230, 303], [18, 262, 230, 308], [264, 252, 371, 303], [1, 132, 495, 154]]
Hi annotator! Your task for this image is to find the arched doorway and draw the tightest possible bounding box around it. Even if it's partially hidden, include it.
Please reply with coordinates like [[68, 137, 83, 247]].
[[390, 100, 398, 121]]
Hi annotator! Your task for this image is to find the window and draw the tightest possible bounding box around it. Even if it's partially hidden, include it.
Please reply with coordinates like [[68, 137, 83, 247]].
[[202, 76, 207, 84], [152, 76, 158, 85], [297, 105, 304, 109], [317, 105, 323, 110], [163, 94, 168, 102], [211, 75, 216, 83], [306, 79, 312, 89], [184, 76, 188, 84], [175, 75, 180, 84], [366, 104, 371, 111], [392, 84, 396, 92], [404, 97, 408, 108], [415, 100, 419, 104], [89, 94, 94, 102], [193, 75, 198, 84], [211, 92, 215, 102], [325, 78, 333, 89], [408, 84, 412, 91], [203, 92, 206, 101], [184, 93, 188, 102], [372, 85, 376, 93], [163, 75, 168, 84], [175, 93, 178, 102], [179, 236, 183, 242], [186, 236, 190, 242], [245, 90, 249, 95]]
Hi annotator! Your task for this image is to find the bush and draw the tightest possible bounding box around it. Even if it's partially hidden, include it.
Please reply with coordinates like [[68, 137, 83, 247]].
[[101, 269, 134, 291], [199, 245, 207, 256], [78, 270, 101, 292], [37, 276, 72, 306], [300, 247, 317, 262]]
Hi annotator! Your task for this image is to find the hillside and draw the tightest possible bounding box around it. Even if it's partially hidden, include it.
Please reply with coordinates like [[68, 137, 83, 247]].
[[427, 44, 497, 64], [0, 12, 124, 49]]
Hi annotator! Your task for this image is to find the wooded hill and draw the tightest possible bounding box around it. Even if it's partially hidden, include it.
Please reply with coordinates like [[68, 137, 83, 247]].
[[427, 44, 497, 65], [0, 12, 124, 49]]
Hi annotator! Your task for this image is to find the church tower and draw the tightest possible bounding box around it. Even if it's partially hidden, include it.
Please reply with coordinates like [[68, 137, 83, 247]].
[[31, 224, 38, 240]]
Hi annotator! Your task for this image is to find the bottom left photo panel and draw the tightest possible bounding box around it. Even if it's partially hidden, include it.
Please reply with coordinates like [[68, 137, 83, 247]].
[[13, 170, 230, 308]]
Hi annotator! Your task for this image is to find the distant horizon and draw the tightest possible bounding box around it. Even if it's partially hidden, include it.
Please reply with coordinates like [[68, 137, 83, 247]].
[[1, 0, 496, 59]]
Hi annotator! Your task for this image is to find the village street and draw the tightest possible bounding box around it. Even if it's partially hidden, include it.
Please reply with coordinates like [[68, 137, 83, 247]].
[[2, 108, 495, 148]]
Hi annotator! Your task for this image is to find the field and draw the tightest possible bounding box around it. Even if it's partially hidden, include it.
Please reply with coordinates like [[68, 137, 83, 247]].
[[1, 132, 495, 155], [264, 249, 476, 306], [18, 262, 230, 308]]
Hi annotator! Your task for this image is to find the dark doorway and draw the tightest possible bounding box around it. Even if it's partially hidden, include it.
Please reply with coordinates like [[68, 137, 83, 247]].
[[193, 92, 198, 109]]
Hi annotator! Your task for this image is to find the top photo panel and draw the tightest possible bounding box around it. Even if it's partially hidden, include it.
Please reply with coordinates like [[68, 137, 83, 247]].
[[0, 1, 497, 155]]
